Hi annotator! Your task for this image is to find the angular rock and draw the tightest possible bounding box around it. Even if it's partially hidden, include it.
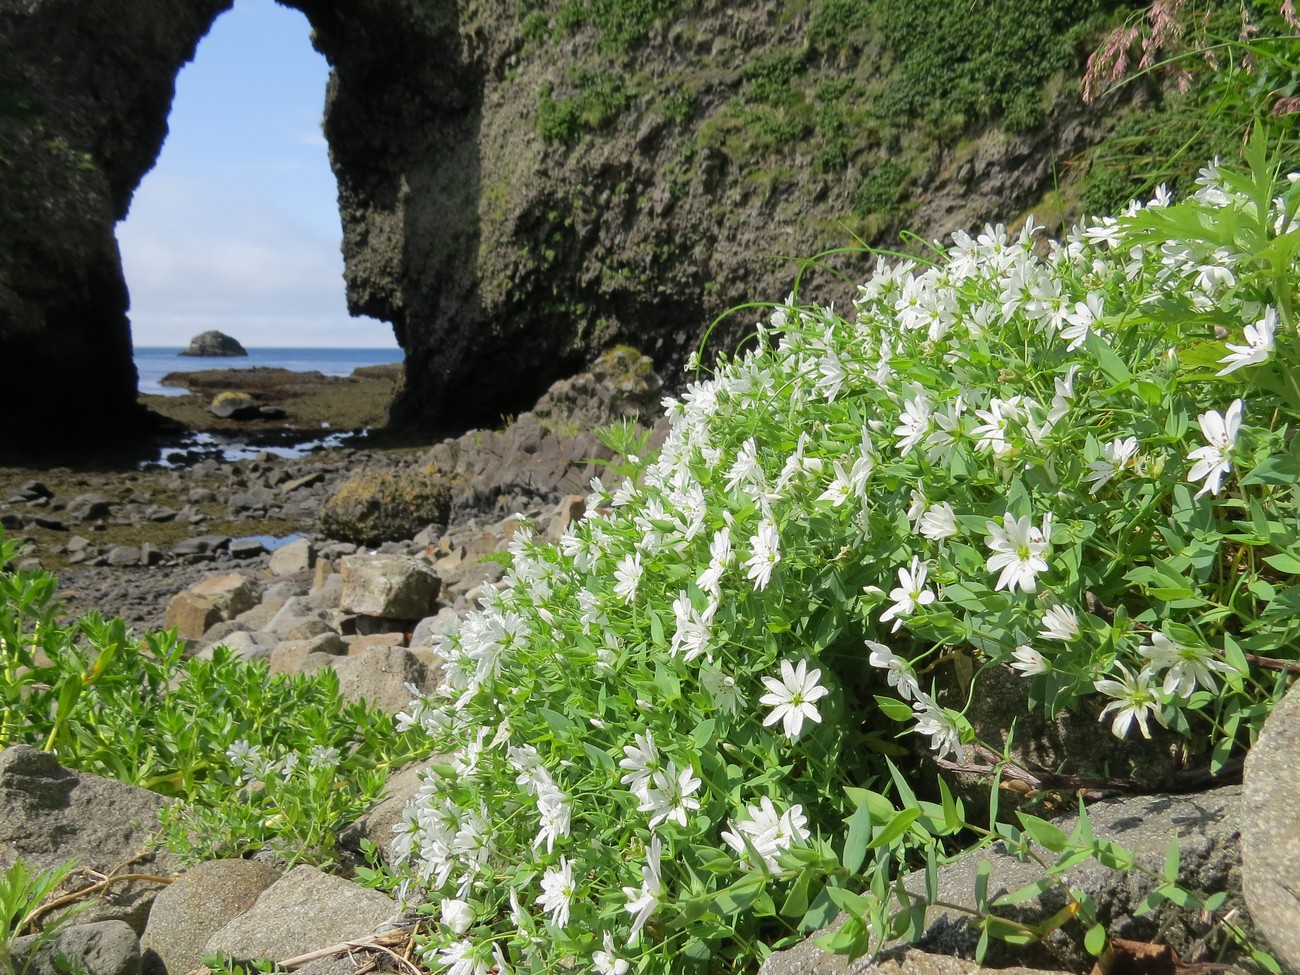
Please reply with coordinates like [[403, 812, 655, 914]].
[[317, 468, 452, 547], [269, 537, 314, 576], [269, 632, 348, 675], [141, 859, 281, 975], [162, 592, 222, 640], [330, 646, 435, 713], [203, 864, 397, 962], [1242, 680, 1300, 974], [339, 555, 440, 620], [410, 607, 461, 647], [190, 572, 260, 618], [11, 920, 141, 975], [0, 746, 180, 932]]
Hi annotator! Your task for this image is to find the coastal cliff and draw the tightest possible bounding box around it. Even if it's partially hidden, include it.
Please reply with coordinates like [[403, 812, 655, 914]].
[[0, 0, 1123, 444]]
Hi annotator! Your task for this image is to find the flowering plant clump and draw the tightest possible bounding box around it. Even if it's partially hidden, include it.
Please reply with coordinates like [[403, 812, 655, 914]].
[[394, 138, 1300, 974]]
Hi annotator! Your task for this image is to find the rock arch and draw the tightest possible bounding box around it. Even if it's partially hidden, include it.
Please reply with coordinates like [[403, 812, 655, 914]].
[[0, 0, 490, 448], [1, 1, 1111, 451]]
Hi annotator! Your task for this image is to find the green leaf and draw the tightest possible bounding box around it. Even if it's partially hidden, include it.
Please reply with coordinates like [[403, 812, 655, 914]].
[[1085, 922, 1107, 957], [1017, 812, 1069, 853], [841, 801, 872, 873], [1264, 552, 1300, 575], [844, 787, 897, 823], [781, 869, 811, 917], [869, 808, 921, 849], [648, 610, 665, 646], [710, 873, 765, 915], [1086, 332, 1130, 385], [814, 915, 869, 957], [581, 741, 614, 770], [691, 718, 716, 750], [973, 858, 991, 912], [992, 875, 1053, 907], [825, 886, 874, 916], [873, 695, 914, 722], [1163, 837, 1180, 883], [937, 775, 960, 833]]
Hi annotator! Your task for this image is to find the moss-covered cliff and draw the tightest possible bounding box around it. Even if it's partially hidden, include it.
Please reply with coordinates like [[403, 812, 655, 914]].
[[0, 0, 1140, 445]]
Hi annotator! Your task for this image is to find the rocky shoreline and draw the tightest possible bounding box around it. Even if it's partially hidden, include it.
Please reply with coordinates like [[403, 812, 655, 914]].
[[1, 350, 1298, 975]]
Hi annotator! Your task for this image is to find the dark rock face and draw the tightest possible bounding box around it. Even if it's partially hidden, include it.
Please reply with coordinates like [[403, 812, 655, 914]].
[[181, 329, 247, 356], [0, 0, 233, 448], [0, 0, 1115, 445]]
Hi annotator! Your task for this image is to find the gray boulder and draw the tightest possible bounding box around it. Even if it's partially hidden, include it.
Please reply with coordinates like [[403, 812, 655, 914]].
[[330, 646, 436, 713], [1242, 680, 1300, 974], [10, 920, 140, 975], [764, 786, 1247, 975], [203, 864, 397, 962], [141, 859, 282, 975], [0, 746, 180, 933], [180, 330, 247, 357]]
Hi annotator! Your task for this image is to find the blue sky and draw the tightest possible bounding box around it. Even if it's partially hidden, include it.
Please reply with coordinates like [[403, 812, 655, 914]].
[[117, 0, 398, 349]]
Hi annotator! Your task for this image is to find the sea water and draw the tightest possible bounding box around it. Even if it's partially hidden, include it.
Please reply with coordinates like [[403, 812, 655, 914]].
[[133, 347, 403, 396]]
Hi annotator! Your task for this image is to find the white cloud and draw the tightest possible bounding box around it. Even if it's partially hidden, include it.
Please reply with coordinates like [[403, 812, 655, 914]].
[[118, 172, 396, 348]]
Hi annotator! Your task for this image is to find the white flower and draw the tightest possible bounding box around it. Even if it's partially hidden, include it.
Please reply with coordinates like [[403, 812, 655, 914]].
[[533, 783, 571, 854], [878, 557, 936, 632], [1085, 437, 1139, 493], [1009, 645, 1050, 676], [1094, 664, 1162, 739], [911, 702, 966, 761], [1140, 632, 1235, 698], [893, 394, 932, 456], [817, 460, 855, 506], [441, 898, 475, 936], [593, 932, 630, 975], [638, 761, 702, 829], [1039, 604, 1079, 642], [701, 666, 745, 714], [1218, 308, 1276, 375], [918, 501, 957, 541], [745, 519, 781, 591], [985, 512, 1050, 594], [1045, 365, 1079, 427], [1187, 398, 1243, 498], [622, 836, 663, 944], [613, 552, 643, 602], [720, 797, 811, 871], [538, 857, 576, 929], [436, 939, 490, 975], [618, 730, 660, 799], [866, 641, 921, 701], [760, 659, 830, 740], [1061, 291, 1103, 351], [696, 527, 733, 595]]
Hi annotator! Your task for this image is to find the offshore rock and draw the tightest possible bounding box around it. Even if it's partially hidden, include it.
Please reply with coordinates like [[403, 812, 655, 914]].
[[180, 329, 247, 357]]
